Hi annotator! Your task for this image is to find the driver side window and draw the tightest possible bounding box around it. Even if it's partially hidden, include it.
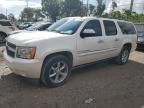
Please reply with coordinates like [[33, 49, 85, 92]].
[[82, 20, 102, 36]]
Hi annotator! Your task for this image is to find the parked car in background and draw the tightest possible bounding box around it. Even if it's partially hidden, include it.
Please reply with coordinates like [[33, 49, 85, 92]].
[[134, 23, 144, 50], [26, 22, 52, 31], [0, 20, 17, 43], [18, 22, 33, 30], [137, 32, 144, 50], [4, 17, 137, 87], [8, 22, 52, 36]]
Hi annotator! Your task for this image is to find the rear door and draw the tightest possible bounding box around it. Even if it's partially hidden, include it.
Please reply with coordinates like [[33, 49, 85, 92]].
[[102, 20, 120, 57]]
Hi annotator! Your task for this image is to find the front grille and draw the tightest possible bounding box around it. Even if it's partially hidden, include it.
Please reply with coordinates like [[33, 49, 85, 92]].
[[6, 42, 16, 58], [7, 42, 16, 50]]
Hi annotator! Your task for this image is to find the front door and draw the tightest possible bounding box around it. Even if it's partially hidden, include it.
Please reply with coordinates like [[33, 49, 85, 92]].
[[76, 19, 106, 65]]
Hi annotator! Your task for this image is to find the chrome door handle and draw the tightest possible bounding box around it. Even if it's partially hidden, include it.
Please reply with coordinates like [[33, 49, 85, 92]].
[[98, 40, 104, 44]]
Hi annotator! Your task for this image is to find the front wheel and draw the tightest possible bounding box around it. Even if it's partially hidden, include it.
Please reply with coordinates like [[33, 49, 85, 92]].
[[115, 46, 130, 65], [41, 55, 72, 88]]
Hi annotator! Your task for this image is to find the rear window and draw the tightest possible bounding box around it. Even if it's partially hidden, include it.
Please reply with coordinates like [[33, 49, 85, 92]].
[[0, 21, 12, 26], [118, 22, 136, 35]]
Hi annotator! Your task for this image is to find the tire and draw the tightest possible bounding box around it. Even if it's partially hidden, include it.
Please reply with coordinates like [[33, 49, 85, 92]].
[[115, 46, 130, 65], [41, 55, 72, 88], [0, 32, 7, 44]]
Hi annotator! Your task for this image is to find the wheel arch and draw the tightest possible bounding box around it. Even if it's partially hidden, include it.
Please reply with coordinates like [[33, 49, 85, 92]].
[[42, 51, 74, 67], [40, 51, 74, 85], [123, 43, 132, 51], [0, 31, 7, 36]]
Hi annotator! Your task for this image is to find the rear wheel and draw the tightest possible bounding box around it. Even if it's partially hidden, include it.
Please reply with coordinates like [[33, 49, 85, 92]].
[[41, 55, 72, 88], [115, 46, 130, 65], [0, 32, 7, 43]]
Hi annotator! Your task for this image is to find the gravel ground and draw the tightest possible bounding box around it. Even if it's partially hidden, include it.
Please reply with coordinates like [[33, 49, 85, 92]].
[[0, 47, 144, 108]]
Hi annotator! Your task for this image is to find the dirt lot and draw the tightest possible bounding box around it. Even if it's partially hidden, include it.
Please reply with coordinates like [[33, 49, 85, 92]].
[[0, 47, 144, 108]]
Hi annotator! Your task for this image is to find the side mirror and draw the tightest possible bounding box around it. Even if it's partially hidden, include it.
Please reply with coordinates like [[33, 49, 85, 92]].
[[80, 29, 96, 38]]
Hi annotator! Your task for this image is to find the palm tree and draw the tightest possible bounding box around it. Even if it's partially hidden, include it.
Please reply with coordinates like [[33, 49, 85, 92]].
[[94, 0, 105, 16], [112, 0, 117, 10]]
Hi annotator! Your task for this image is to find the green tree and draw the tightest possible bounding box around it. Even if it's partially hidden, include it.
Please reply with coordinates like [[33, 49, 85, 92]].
[[8, 13, 16, 22], [34, 9, 45, 21], [63, 0, 81, 17], [94, 0, 106, 16], [109, 9, 144, 23], [80, 4, 87, 17], [0, 13, 7, 20], [110, 10, 123, 19], [89, 4, 95, 15], [111, 0, 117, 10], [42, 0, 62, 22], [20, 8, 35, 21]]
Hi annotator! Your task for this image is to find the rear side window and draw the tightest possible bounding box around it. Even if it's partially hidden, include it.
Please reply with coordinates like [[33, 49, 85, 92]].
[[118, 22, 136, 34], [0, 21, 12, 26], [103, 20, 117, 36], [83, 20, 102, 36]]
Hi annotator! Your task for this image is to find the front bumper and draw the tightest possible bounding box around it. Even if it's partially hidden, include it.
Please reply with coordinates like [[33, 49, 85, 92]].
[[4, 51, 42, 79]]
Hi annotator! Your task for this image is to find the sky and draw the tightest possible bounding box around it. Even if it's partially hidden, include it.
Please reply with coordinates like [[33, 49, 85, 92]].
[[0, 0, 144, 18], [0, 0, 41, 18]]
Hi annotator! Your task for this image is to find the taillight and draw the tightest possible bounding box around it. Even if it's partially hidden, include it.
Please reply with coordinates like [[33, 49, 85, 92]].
[[8, 27, 15, 31]]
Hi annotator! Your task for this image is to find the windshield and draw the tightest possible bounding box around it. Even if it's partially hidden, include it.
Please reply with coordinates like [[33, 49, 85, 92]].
[[137, 32, 144, 37], [47, 18, 82, 35], [26, 23, 44, 31]]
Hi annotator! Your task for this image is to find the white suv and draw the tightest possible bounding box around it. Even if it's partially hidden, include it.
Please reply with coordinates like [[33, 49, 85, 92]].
[[4, 17, 137, 87], [0, 20, 17, 43]]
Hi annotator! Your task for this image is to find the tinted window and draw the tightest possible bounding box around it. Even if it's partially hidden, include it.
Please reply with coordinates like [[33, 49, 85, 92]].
[[118, 22, 136, 34], [103, 20, 117, 36], [0, 21, 12, 26], [83, 20, 102, 36]]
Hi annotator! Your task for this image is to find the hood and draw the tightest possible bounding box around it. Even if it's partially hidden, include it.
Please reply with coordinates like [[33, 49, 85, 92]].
[[7, 31, 64, 45], [8, 30, 27, 35]]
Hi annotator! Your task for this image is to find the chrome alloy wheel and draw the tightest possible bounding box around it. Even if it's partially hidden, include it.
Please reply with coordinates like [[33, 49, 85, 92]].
[[121, 49, 129, 63], [49, 61, 69, 84]]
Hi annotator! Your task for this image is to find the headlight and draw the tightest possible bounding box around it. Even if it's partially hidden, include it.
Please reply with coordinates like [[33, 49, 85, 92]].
[[17, 47, 36, 59]]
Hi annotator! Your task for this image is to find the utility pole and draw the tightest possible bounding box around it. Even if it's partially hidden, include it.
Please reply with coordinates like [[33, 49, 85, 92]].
[[130, 0, 134, 12], [87, 0, 89, 16], [6, 8, 7, 19], [0, 4, 2, 13], [26, 0, 28, 22], [81, 0, 83, 16], [26, 0, 28, 8]]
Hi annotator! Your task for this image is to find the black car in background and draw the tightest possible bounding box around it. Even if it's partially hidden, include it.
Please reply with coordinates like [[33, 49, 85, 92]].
[[8, 22, 52, 36], [18, 22, 33, 30], [137, 32, 144, 50], [26, 22, 52, 31]]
